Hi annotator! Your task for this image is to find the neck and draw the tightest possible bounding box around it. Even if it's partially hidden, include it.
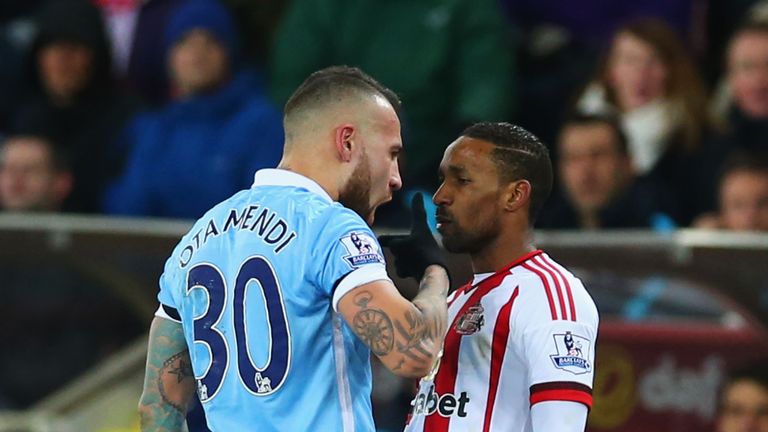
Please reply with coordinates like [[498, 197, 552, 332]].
[[578, 209, 600, 229], [470, 227, 535, 274], [50, 92, 75, 108], [278, 156, 341, 201]]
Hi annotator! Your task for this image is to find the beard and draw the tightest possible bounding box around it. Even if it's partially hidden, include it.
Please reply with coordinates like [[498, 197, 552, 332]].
[[440, 214, 499, 255], [339, 151, 374, 224]]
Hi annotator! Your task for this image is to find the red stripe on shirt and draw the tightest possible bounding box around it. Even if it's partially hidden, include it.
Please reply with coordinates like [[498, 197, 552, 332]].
[[426, 274, 509, 431], [541, 254, 577, 321], [521, 262, 558, 320], [530, 389, 593, 409], [482, 286, 519, 432], [530, 382, 593, 409], [464, 250, 544, 296], [447, 283, 472, 308], [531, 256, 568, 321]]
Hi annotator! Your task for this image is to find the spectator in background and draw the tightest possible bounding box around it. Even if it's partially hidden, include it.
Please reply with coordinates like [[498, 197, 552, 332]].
[[537, 113, 675, 229], [0, 135, 72, 212], [697, 20, 768, 215], [717, 20, 768, 153], [13, 0, 138, 213], [97, 0, 283, 106], [95, 0, 184, 106], [576, 18, 712, 225], [104, 0, 283, 219], [695, 153, 768, 232], [717, 361, 768, 432], [500, 0, 702, 146], [269, 0, 513, 204]]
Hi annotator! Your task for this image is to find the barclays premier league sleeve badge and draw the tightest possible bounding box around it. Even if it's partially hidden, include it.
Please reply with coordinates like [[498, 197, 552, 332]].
[[550, 331, 592, 375], [339, 231, 385, 268]]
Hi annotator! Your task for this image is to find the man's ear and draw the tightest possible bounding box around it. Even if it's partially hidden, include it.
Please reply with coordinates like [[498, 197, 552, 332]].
[[504, 179, 531, 213], [335, 125, 355, 162]]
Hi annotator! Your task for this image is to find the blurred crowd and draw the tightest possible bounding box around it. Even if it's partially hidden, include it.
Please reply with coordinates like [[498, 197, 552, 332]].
[[1, 0, 768, 231]]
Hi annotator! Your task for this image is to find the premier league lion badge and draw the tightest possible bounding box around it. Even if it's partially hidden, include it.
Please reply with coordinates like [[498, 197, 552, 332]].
[[339, 231, 385, 268], [549, 331, 592, 375]]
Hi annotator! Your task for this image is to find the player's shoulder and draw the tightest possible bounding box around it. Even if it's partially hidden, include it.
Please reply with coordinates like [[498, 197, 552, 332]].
[[313, 201, 372, 236], [510, 251, 598, 325]]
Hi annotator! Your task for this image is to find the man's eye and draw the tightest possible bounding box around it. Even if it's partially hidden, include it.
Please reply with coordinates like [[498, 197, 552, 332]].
[[458, 178, 471, 185]]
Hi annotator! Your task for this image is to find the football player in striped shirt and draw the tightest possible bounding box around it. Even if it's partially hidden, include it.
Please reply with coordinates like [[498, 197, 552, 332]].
[[404, 122, 599, 432]]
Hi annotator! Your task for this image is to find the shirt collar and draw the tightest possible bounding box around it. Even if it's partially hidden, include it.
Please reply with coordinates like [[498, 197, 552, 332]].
[[252, 169, 333, 203], [471, 272, 494, 285]]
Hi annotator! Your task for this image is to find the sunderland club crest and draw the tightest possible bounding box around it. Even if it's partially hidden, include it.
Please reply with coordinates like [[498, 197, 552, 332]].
[[455, 303, 485, 335]]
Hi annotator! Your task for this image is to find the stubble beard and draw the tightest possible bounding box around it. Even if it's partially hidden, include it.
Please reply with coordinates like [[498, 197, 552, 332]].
[[441, 217, 498, 255], [339, 151, 374, 224]]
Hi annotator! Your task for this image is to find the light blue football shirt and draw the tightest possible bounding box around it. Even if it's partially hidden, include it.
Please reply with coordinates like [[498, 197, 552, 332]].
[[157, 169, 392, 431]]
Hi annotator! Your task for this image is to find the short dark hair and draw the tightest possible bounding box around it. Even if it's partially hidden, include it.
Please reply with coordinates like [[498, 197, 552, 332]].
[[284, 65, 401, 120], [461, 122, 553, 223], [719, 360, 768, 412], [561, 112, 629, 155], [720, 151, 768, 184], [1, 135, 71, 172]]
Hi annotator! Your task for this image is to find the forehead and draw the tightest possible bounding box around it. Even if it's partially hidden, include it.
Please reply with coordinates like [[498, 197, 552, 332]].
[[441, 137, 496, 170], [177, 28, 221, 44], [370, 94, 400, 127], [2, 139, 50, 159], [724, 379, 768, 401], [364, 95, 402, 144], [612, 32, 656, 56], [560, 123, 618, 151], [730, 31, 768, 58], [723, 170, 768, 190]]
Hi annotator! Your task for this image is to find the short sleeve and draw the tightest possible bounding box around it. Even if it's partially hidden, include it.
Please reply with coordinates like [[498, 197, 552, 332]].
[[157, 244, 185, 311], [512, 281, 599, 410], [311, 208, 391, 311]]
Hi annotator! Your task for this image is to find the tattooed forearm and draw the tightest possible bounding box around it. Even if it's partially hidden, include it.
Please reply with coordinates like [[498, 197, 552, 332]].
[[351, 291, 395, 356], [410, 266, 449, 342], [393, 310, 433, 364], [139, 317, 196, 432], [344, 266, 448, 377], [392, 357, 406, 371], [158, 350, 195, 413]]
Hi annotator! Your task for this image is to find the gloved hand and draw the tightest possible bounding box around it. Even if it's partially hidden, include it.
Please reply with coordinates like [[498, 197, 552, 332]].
[[378, 193, 449, 281]]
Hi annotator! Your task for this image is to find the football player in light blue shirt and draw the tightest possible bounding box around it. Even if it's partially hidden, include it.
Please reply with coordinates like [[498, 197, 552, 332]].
[[138, 66, 451, 431]]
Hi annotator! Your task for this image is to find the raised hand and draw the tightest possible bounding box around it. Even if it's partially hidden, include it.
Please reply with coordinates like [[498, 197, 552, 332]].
[[378, 193, 448, 281]]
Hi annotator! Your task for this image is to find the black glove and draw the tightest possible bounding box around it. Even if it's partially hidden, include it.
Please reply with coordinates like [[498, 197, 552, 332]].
[[378, 193, 449, 281]]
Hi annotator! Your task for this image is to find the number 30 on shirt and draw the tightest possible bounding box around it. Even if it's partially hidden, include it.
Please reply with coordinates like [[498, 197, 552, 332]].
[[185, 256, 291, 402]]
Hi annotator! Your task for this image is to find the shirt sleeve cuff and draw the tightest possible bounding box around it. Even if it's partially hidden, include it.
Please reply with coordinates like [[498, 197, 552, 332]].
[[155, 304, 182, 323], [530, 382, 593, 410], [332, 265, 392, 311]]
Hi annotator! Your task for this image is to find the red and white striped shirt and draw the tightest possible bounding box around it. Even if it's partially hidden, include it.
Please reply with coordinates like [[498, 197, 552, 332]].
[[405, 250, 599, 432]]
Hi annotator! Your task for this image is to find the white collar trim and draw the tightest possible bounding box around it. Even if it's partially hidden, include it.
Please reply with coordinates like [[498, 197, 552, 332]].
[[252, 169, 333, 203]]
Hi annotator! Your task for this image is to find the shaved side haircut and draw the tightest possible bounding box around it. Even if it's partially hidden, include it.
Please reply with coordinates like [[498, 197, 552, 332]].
[[283, 66, 400, 143], [461, 122, 553, 222]]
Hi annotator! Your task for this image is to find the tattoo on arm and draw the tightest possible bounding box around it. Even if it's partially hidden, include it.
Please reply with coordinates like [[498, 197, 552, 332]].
[[351, 291, 395, 356], [349, 280, 447, 369], [159, 350, 195, 413], [394, 310, 433, 364], [139, 318, 196, 432]]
